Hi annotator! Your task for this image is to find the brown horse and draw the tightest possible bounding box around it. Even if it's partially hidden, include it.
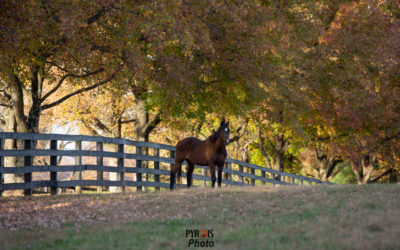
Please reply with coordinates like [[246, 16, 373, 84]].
[[170, 119, 230, 190]]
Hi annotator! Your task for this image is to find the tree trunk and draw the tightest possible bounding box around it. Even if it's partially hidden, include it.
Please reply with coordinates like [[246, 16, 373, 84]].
[[3, 71, 40, 195], [389, 171, 398, 183], [3, 107, 24, 195], [133, 93, 149, 190], [4, 72, 35, 195], [351, 154, 376, 184], [109, 143, 122, 192], [132, 88, 161, 189], [8, 73, 31, 133], [134, 92, 149, 190], [272, 152, 284, 172], [271, 135, 288, 180], [27, 64, 42, 132], [134, 96, 149, 142], [258, 129, 289, 180], [109, 118, 122, 193], [313, 148, 344, 182], [2, 56, 112, 196]]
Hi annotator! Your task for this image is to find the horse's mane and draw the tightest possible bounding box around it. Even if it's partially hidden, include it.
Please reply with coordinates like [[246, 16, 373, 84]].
[[208, 127, 222, 142]]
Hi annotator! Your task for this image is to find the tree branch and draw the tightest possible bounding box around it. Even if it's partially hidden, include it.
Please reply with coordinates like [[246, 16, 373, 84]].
[[368, 168, 394, 183], [326, 158, 344, 178], [41, 68, 104, 103], [0, 103, 12, 108], [314, 146, 328, 162], [282, 137, 290, 152], [227, 122, 249, 145], [81, 118, 100, 136], [192, 120, 204, 137], [257, 128, 273, 169], [329, 164, 346, 179], [41, 73, 115, 110], [41, 74, 71, 102], [381, 130, 400, 144], [311, 133, 349, 142], [0, 89, 12, 107], [93, 118, 112, 135], [87, 5, 114, 24], [257, 128, 267, 154], [91, 45, 112, 53], [120, 118, 136, 124], [143, 112, 162, 136], [45, 61, 70, 73], [228, 135, 241, 144], [199, 80, 223, 85], [267, 136, 277, 153]]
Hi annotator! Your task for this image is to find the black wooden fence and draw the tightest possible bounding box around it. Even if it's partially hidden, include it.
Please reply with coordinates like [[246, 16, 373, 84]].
[[0, 132, 328, 196]]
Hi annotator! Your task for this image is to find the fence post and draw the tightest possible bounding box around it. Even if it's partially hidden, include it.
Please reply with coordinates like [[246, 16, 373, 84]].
[[251, 167, 255, 186], [0, 138, 3, 197], [239, 165, 244, 183], [118, 143, 125, 192], [50, 140, 57, 195], [169, 150, 175, 187], [23, 139, 33, 196], [225, 161, 231, 186], [73, 141, 82, 194], [96, 142, 103, 193], [261, 170, 266, 185], [154, 148, 160, 191], [136, 146, 142, 192], [300, 179, 304, 186]]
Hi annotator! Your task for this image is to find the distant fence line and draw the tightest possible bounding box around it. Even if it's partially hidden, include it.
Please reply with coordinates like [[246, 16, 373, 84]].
[[0, 132, 329, 196]]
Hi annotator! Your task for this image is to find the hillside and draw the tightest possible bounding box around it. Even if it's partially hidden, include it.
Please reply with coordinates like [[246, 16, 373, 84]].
[[1, 185, 399, 249]]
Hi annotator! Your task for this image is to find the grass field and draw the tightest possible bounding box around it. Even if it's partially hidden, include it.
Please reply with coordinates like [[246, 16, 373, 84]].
[[1, 184, 400, 249]]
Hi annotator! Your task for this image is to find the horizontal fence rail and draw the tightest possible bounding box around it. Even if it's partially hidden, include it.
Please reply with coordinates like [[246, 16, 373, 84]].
[[0, 132, 329, 196]]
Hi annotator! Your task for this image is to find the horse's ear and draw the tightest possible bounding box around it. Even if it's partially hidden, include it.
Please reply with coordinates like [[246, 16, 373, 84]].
[[220, 117, 225, 126]]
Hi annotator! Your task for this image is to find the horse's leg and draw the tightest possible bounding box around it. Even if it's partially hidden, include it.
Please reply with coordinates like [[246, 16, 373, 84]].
[[186, 161, 195, 188], [170, 160, 183, 190], [170, 164, 176, 190], [210, 164, 216, 188], [217, 163, 224, 188], [177, 162, 183, 188]]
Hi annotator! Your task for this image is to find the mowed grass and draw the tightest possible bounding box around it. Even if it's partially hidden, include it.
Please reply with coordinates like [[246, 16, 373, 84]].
[[1, 184, 400, 250]]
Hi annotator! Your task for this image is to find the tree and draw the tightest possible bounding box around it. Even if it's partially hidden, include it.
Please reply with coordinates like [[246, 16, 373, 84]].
[[60, 0, 272, 143], [0, 0, 118, 187], [51, 84, 137, 192], [302, 1, 400, 183], [36, 0, 272, 191], [104, 0, 270, 121], [300, 146, 344, 182]]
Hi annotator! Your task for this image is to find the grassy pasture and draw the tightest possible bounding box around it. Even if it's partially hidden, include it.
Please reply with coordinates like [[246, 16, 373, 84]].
[[1, 185, 399, 249]]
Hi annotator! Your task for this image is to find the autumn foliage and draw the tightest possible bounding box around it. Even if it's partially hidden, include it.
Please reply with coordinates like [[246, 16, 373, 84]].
[[0, 0, 399, 185]]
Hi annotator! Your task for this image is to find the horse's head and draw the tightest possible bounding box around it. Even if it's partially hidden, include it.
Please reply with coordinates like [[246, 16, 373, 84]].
[[219, 118, 230, 144]]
